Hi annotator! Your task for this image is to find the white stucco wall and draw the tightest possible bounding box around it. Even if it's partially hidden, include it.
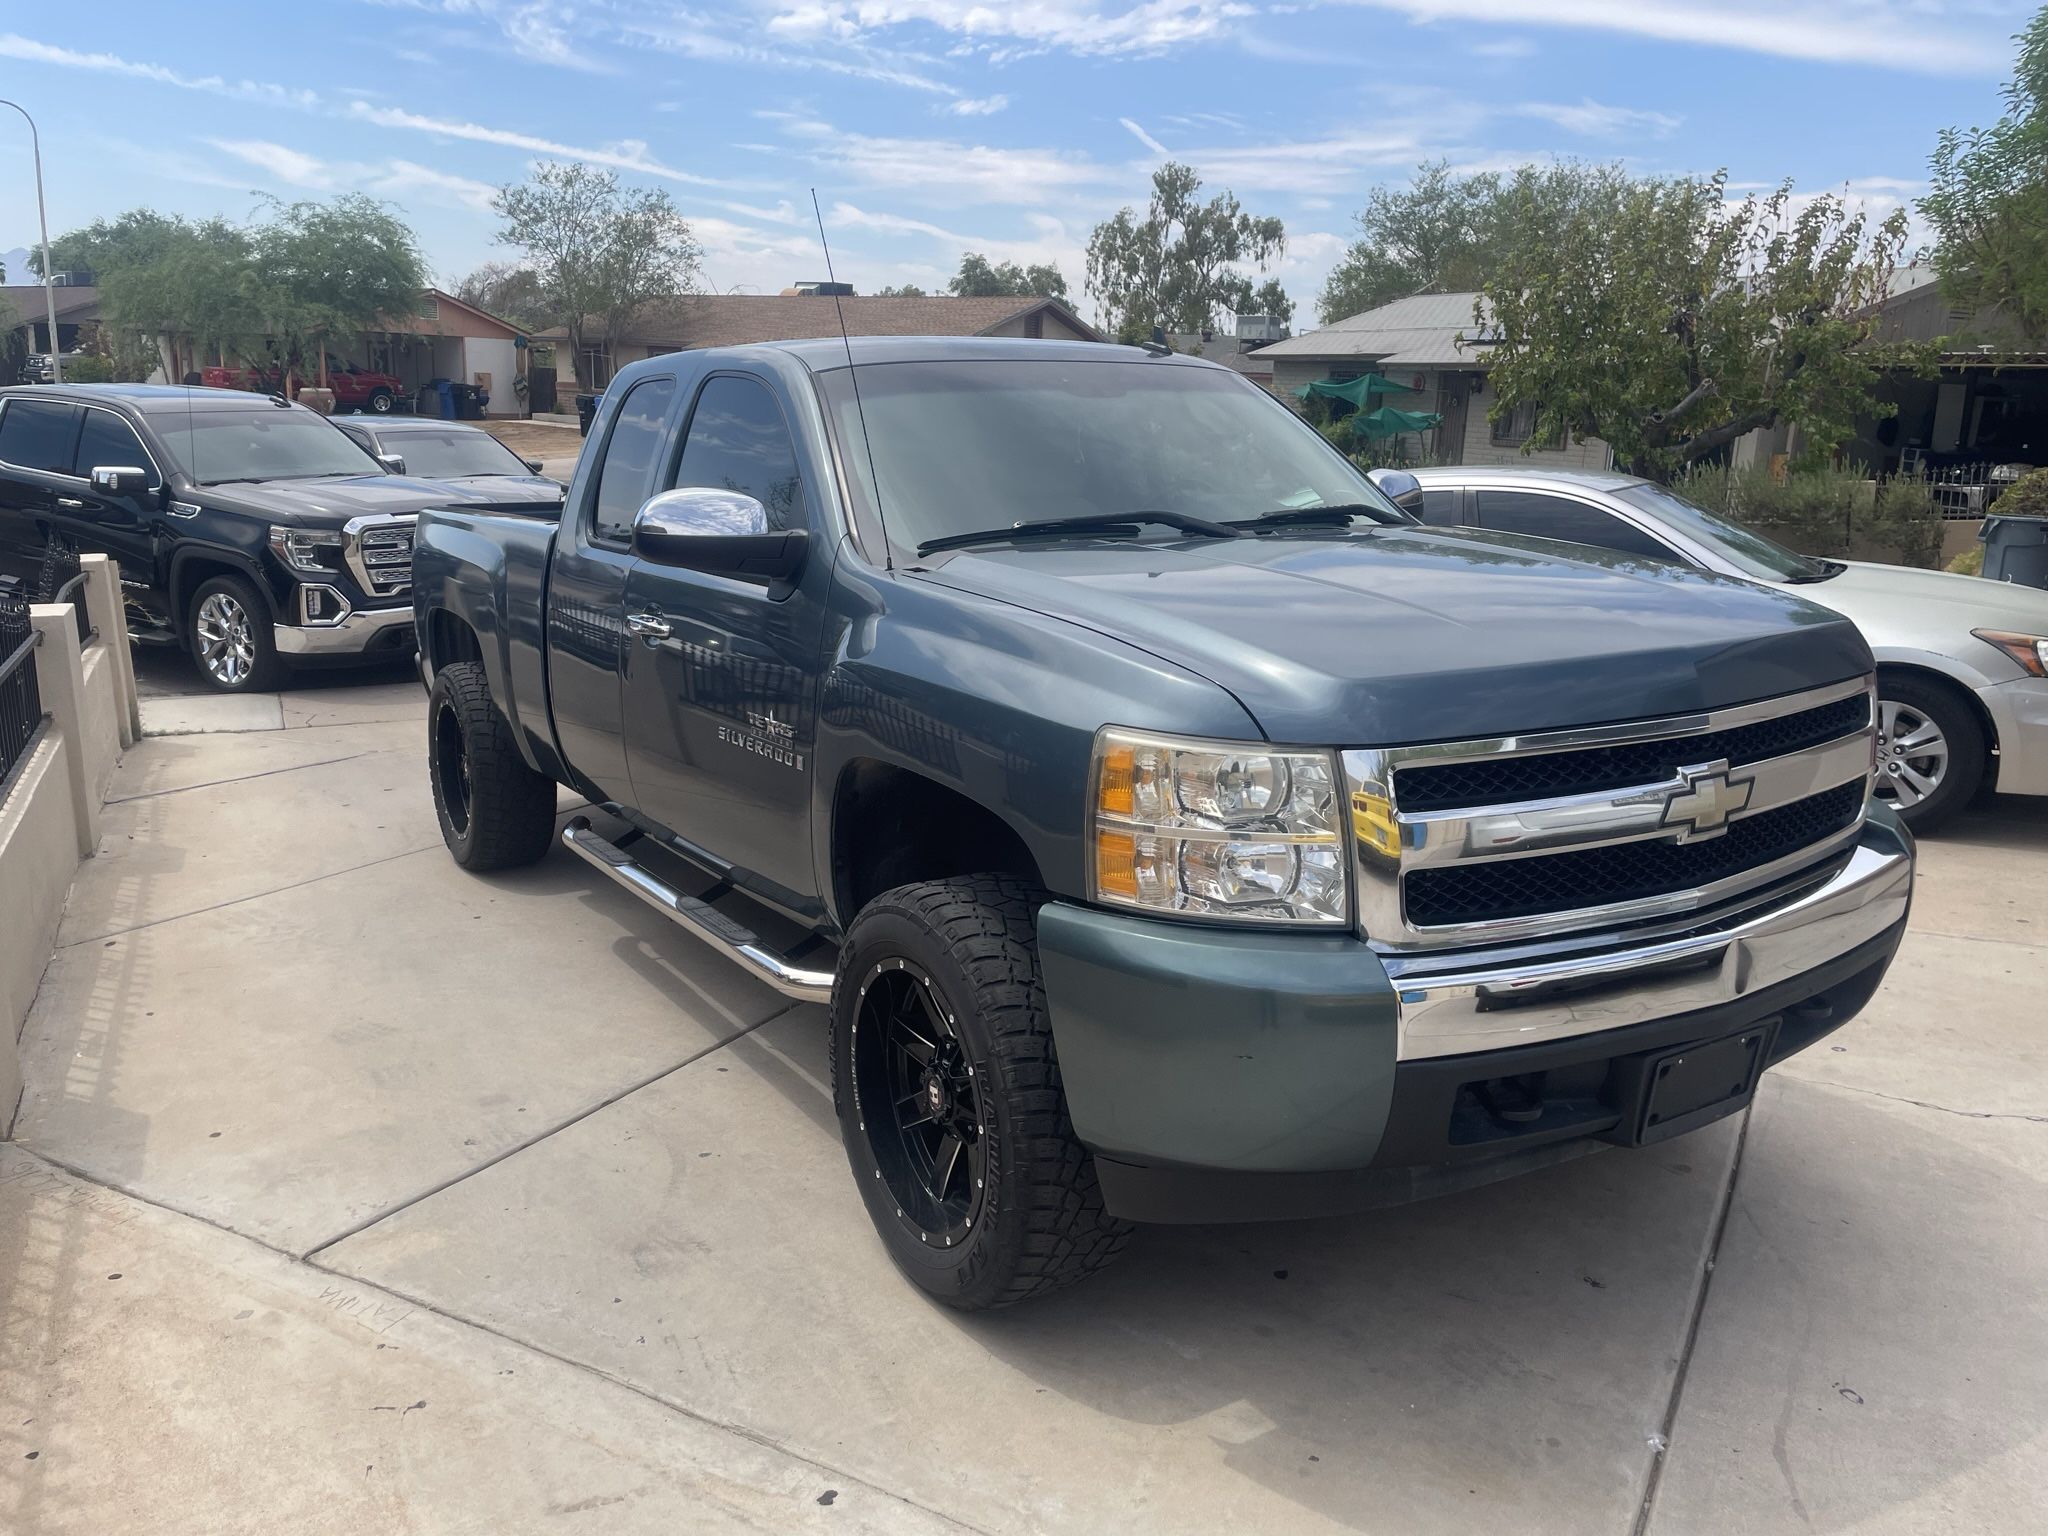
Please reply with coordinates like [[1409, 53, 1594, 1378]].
[[464, 337, 520, 416]]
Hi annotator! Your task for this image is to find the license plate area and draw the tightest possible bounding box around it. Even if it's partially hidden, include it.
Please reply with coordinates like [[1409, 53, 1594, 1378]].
[[1626, 1021, 1777, 1146]]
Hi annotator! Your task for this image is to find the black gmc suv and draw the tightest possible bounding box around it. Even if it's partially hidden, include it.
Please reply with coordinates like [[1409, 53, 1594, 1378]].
[[0, 384, 561, 691]]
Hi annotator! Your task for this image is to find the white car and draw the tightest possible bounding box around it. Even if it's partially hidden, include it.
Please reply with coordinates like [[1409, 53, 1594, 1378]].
[[1383, 466, 2048, 832]]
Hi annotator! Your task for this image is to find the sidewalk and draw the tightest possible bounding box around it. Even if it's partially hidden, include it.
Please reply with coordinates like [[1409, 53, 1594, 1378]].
[[4, 692, 2044, 1534]]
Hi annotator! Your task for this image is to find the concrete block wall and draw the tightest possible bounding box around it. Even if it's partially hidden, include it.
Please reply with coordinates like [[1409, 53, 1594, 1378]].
[[0, 556, 135, 1136]]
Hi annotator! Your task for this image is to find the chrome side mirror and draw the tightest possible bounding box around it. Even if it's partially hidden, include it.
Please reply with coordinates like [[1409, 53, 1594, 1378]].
[[376, 453, 407, 474], [1368, 467, 1425, 513], [631, 487, 808, 583], [89, 464, 150, 496]]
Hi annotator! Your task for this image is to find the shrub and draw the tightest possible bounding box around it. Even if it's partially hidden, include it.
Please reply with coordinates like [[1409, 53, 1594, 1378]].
[[64, 353, 115, 383], [1670, 461, 1941, 568], [1994, 466, 2048, 518], [1947, 545, 1985, 576]]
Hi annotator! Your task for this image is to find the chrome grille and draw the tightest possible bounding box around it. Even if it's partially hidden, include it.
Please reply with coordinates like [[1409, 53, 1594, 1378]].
[[1341, 677, 1876, 951], [343, 514, 417, 598]]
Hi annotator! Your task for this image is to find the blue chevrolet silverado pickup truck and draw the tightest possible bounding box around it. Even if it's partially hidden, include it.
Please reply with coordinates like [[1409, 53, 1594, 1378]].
[[412, 337, 1913, 1310]]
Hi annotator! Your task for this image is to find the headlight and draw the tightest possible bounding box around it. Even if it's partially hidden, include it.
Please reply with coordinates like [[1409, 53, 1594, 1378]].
[[1089, 728, 1348, 925], [1974, 629, 2048, 678], [268, 525, 344, 575]]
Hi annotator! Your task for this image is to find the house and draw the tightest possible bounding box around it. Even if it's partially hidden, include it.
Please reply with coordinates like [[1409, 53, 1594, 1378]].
[[1258, 292, 1614, 470], [0, 282, 100, 380], [541, 290, 1100, 389], [325, 287, 532, 418]]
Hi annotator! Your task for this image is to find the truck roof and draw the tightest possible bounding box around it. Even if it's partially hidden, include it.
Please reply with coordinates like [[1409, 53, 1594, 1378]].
[[715, 335, 1213, 373], [0, 383, 310, 417]]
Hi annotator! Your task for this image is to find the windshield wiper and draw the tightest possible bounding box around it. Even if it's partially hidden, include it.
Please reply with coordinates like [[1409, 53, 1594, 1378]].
[[917, 510, 1240, 557], [1226, 502, 1391, 530]]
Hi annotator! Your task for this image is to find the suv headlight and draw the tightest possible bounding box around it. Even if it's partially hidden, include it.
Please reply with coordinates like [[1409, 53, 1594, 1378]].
[[1089, 728, 1348, 925], [268, 525, 344, 575]]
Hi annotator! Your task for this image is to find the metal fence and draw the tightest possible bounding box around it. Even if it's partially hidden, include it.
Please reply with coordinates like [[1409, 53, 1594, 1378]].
[[0, 574, 47, 795], [35, 540, 92, 647]]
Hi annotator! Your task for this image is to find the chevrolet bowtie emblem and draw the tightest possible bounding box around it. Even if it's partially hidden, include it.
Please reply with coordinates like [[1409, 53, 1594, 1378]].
[[1660, 761, 1755, 842]]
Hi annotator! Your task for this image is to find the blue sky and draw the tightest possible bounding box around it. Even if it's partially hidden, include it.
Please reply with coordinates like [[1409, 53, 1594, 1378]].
[[0, 1, 2034, 323]]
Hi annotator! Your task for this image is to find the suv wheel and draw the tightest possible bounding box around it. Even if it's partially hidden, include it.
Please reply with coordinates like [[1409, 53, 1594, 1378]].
[[367, 387, 396, 415], [1873, 674, 1985, 834], [428, 661, 556, 870], [187, 574, 285, 692], [832, 875, 1131, 1310]]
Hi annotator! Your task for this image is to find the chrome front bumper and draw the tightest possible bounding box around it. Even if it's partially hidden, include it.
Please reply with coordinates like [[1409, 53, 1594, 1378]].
[[1380, 823, 1913, 1060], [273, 606, 415, 656]]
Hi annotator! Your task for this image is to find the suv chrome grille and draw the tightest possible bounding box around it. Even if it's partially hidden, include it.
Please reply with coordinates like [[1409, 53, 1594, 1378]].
[[343, 514, 417, 598], [1394, 691, 1872, 812], [1341, 678, 1876, 951]]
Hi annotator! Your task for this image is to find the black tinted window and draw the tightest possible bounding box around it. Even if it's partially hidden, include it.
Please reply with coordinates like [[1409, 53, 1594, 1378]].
[[591, 377, 676, 543], [0, 399, 81, 474], [76, 409, 158, 486], [669, 377, 803, 533], [1475, 489, 1676, 559], [1417, 489, 1459, 526]]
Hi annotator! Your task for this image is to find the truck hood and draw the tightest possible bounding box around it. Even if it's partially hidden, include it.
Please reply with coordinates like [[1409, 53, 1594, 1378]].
[[1782, 559, 2048, 647], [198, 474, 564, 528], [917, 527, 1873, 744]]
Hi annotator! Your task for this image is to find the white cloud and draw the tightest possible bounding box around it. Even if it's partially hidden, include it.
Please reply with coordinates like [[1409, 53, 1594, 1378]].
[[1339, 1, 2005, 75], [1512, 98, 1681, 136], [785, 121, 1120, 202], [207, 138, 501, 210], [763, 1, 1255, 58], [945, 94, 1011, 115], [1471, 36, 1535, 57], [629, 15, 963, 95], [0, 32, 319, 106], [343, 101, 741, 187], [1120, 117, 1171, 155]]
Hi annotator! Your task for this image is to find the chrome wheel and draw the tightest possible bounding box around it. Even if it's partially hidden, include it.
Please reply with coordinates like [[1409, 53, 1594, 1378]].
[[194, 592, 257, 687], [1873, 698, 1949, 809]]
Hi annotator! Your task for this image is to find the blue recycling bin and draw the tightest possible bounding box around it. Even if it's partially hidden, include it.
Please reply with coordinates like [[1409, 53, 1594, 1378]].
[[428, 378, 458, 420]]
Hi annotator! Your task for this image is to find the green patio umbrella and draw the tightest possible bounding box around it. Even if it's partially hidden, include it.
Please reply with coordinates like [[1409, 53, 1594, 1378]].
[[1350, 405, 1443, 440], [1291, 373, 1422, 410]]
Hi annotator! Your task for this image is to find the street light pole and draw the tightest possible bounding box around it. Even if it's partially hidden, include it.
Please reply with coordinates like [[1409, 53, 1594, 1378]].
[[0, 98, 63, 385]]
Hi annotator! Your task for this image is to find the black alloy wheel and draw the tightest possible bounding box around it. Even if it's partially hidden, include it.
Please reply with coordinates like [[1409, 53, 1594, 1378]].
[[849, 957, 988, 1247]]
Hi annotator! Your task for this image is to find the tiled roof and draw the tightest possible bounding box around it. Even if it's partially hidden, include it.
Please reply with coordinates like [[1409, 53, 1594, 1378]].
[[540, 293, 1096, 348]]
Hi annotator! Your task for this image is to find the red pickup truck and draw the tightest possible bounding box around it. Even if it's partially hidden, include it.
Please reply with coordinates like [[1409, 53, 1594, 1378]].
[[202, 356, 405, 414]]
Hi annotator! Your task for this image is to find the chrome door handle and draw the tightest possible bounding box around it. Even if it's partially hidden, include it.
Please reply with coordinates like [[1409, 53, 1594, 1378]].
[[56, 496, 85, 509], [626, 611, 672, 640]]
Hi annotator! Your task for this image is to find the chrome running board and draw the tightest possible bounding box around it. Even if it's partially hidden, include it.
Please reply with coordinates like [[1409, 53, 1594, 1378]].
[[562, 817, 836, 1003]]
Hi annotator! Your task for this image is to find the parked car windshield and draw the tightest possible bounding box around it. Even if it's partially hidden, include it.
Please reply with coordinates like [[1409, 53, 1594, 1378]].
[[1614, 482, 1830, 582], [820, 360, 1404, 554], [381, 426, 531, 479], [155, 406, 382, 485]]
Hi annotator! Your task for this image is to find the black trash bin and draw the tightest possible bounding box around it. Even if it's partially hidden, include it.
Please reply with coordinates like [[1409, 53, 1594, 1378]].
[[576, 390, 602, 437], [1979, 513, 2048, 590]]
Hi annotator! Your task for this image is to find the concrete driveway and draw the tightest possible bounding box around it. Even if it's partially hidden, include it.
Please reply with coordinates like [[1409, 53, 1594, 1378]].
[[4, 676, 2044, 1535]]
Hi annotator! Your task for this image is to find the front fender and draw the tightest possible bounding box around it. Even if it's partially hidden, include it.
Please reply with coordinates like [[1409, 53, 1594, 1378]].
[[810, 558, 1261, 918]]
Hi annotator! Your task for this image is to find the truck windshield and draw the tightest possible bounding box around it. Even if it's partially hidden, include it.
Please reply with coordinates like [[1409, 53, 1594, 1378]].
[[820, 359, 1404, 556], [1613, 482, 1833, 582], [382, 427, 531, 479], [155, 406, 382, 485]]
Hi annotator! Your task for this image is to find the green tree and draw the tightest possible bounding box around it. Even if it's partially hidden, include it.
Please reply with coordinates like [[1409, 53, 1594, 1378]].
[[1920, 7, 2048, 334], [455, 260, 558, 330], [874, 283, 929, 297], [49, 212, 256, 381], [1482, 163, 1917, 478], [494, 161, 702, 382], [246, 194, 427, 385], [947, 252, 1067, 299], [1085, 163, 1286, 341], [1246, 276, 1295, 327], [1318, 160, 1505, 324]]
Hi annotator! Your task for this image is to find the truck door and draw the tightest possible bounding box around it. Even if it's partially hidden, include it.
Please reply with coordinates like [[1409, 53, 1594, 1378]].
[[70, 405, 171, 592], [547, 371, 680, 804], [619, 372, 828, 906]]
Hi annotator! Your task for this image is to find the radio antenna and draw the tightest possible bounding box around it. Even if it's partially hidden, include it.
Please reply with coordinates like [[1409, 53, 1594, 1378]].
[[810, 189, 890, 566]]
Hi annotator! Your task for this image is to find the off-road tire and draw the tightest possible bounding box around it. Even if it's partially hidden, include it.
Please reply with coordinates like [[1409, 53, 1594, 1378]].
[[1874, 671, 1986, 835], [428, 661, 556, 870], [832, 874, 1131, 1310], [186, 573, 287, 692]]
